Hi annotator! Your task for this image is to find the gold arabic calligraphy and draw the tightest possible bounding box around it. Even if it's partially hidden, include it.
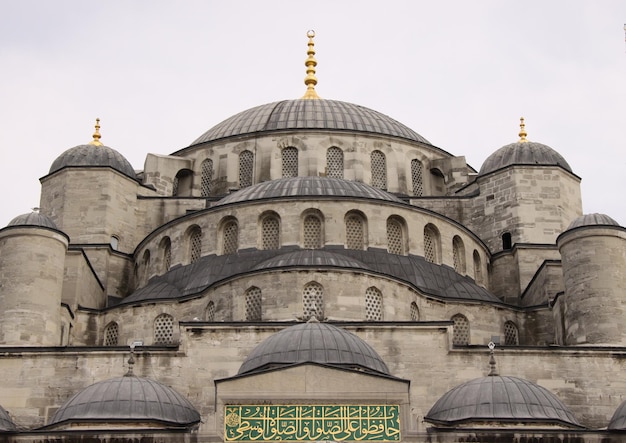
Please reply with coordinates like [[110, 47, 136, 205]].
[[224, 405, 401, 441]]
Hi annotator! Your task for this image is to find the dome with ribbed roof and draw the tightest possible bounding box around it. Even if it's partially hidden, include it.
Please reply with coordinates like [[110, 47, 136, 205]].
[[190, 99, 431, 146], [425, 375, 581, 428], [216, 177, 403, 206], [479, 141, 572, 176], [238, 322, 389, 376], [7, 211, 57, 229], [0, 405, 16, 432], [567, 213, 620, 230], [48, 375, 200, 429], [49, 144, 136, 179]]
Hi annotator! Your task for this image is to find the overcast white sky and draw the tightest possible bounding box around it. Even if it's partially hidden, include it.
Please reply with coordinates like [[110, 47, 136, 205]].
[[0, 1, 624, 228]]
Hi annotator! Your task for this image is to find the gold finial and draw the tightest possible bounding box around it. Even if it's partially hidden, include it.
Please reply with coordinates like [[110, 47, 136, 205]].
[[89, 118, 103, 146], [518, 117, 528, 143], [301, 30, 321, 100]]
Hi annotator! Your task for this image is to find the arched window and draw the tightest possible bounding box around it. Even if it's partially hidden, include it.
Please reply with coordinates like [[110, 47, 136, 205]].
[[424, 224, 440, 264], [188, 227, 202, 264], [205, 301, 215, 321], [222, 219, 239, 255], [104, 322, 119, 346], [473, 250, 483, 285], [410, 302, 420, 321], [326, 147, 344, 179], [282, 147, 299, 178], [161, 237, 172, 272], [303, 214, 323, 249], [110, 235, 119, 251], [239, 150, 253, 188], [387, 217, 406, 255], [365, 287, 383, 321], [154, 314, 174, 345], [201, 159, 213, 197], [345, 212, 366, 250], [303, 282, 324, 320], [173, 169, 193, 196], [504, 321, 519, 345], [141, 249, 151, 286], [371, 150, 387, 190], [502, 232, 512, 250], [452, 314, 470, 346], [452, 235, 466, 274], [411, 159, 424, 196], [245, 287, 262, 321], [261, 214, 280, 250]]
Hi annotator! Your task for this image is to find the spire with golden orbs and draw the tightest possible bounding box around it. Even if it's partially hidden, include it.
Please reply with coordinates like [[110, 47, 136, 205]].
[[89, 118, 103, 146], [518, 117, 528, 143], [301, 30, 321, 100]]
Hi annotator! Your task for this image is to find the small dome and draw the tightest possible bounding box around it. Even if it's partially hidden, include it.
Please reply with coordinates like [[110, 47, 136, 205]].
[[190, 99, 431, 146], [49, 376, 200, 428], [238, 322, 389, 375], [0, 405, 16, 432], [608, 398, 626, 430], [49, 144, 136, 179], [425, 375, 580, 428], [479, 141, 572, 176], [567, 213, 620, 230], [7, 211, 57, 229], [216, 177, 403, 206]]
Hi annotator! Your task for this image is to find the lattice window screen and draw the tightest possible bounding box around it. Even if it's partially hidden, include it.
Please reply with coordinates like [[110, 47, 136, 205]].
[[223, 221, 239, 255], [452, 314, 469, 346], [452, 236, 465, 273], [282, 147, 298, 178], [154, 314, 174, 345], [345, 215, 364, 250], [326, 147, 344, 179], [206, 301, 215, 321], [424, 229, 436, 263], [304, 215, 322, 249], [387, 219, 403, 255], [201, 159, 213, 197], [473, 251, 483, 285], [104, 323, 119, 346], [365, 287, 383, 321], [411, 159, 424, 196], [303, 283, 324, 320], [262, 217, 280, 250], [371, 150, 387, 190], [190, 229, 202, 263], [163, 239, 171, 272], [504, 321, 519, 345], [245, 287, 262, 321], [239, 150, 253, 188], [141, 250, 151, 286], [172, 176, 179, 196], [410, 302, 419, 321]]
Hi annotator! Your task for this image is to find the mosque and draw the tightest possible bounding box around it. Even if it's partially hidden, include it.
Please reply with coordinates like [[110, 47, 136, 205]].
[[0, 31, 625, 442]]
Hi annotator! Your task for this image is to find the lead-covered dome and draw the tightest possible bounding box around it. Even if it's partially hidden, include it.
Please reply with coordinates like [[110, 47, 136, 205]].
[[567, 213, 620, 230], [190, 99, 431, 146], [48, 375, 200, 429], [7, 211, 57, 229], [216, 177, 403, 206], [479, 141, 572, 176], [49, 144, 136, 179], [425, 375, 581, 428], [608, 398, 626, 430], [238, 322, 389, 376], [0, 405, 16, 432]]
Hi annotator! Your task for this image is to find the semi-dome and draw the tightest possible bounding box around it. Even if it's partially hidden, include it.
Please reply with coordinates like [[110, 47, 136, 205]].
[[479, 141, 572, 176], [216, 176, 404, 206], [425, 375, 581, 428], [7, 211, 57, 229], [190, 99, 431, 146], [252, 250, 370, 271], [48, 375, 201, 428], [608, 398, 626, 430], [238, 321, 390, 376], [0, 405, 16, 432], [567, 213, 620, 230], [49, 144, 136, 179]]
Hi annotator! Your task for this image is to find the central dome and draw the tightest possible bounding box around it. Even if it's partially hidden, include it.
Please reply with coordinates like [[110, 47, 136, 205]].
[[190, 99, 431, 145]]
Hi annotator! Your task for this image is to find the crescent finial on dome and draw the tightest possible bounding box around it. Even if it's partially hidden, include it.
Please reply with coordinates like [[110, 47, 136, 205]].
[[301, 30, 321, 99], [89, 118, 103, 146], [518, 117, 528, 143]]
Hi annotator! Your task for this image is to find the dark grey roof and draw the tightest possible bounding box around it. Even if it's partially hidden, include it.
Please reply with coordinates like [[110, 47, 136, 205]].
[[190, 99, 431, 145], [49, 376, 200, 428], [238, 322, 389, 375], [425, 376, 581, 428], [216, 177, 403, 206], [608, 398, 626, 430], [7, 211, 57, 229], [0, 405, 16, 432], [479, 141, 572, 176], [567, 213, 620, 230], [121, 248, 501, 306], [49, 144, 136, 179]]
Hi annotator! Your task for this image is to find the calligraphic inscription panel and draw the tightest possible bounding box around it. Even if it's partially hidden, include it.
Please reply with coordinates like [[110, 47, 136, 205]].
[[224, 405, 401, 441]]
